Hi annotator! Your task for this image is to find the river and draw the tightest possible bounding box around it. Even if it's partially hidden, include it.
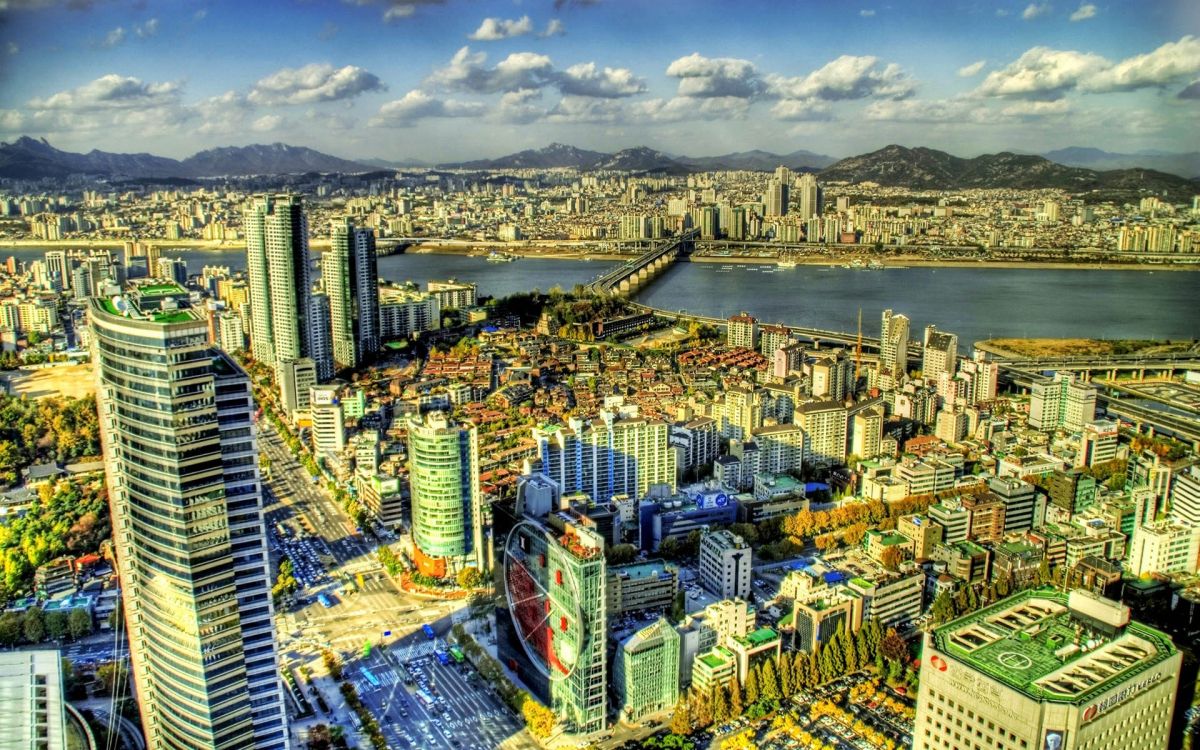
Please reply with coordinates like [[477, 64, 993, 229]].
[[7, 247, 1199, 345]]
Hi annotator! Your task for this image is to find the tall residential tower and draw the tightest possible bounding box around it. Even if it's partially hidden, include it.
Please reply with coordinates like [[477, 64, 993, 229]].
[[323, 219, 380, 370], [406, 413, 484, 577]]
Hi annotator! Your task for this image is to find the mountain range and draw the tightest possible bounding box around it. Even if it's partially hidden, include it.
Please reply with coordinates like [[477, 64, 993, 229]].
[[1040, 147, 1200, 179], [1, 137, 1196, 198]]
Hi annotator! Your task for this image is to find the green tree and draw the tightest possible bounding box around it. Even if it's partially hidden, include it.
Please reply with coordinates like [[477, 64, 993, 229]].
[[605, 543, 638, 565], [779, 653, 795, 698], [22, 606, 45, 643], [96, 661, 127, 694], [68, 608, 92, 640], [729, 675, 743, 717], [0, 612, 20, 647], [455, 567, 483, 589], [668, 589, 686, 624], [711, 684, 730, 724], [45, 610, 68, 641], [760, 658, 781, 702], [743, 666, 760, 706]]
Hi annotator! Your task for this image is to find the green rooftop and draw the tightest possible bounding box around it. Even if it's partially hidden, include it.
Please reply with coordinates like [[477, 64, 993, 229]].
[[739, 627, 780, 647], [136, 283, 187, 296], [699, 650, 732, 669], [932, 588, 1177, 706]]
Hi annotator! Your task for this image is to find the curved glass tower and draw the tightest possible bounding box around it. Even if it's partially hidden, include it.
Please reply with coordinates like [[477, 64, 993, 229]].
[[406, 413, 482, 576], [90, 284, 289, 750]]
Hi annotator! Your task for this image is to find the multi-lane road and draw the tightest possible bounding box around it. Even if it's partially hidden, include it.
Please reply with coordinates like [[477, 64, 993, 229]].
[[256, 420, 540, 749]]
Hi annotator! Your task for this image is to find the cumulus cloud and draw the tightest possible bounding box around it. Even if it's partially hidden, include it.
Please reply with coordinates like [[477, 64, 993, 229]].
[[628, 96, 753, 123], [249, 63, 385, 105], [999, 99, 1070, 118], [1069, 3, 1096, 21], [977, 36, 1200, 100], [545, 95, 624, 123], [665, 53, 765, 98], [195, 90, 253, 135], [492, 89, 545, 124], [975, 47, 1107, 99], [864, 96, 1069, 124], [1021, 2, 1050, 20], [557, 62, 645, 97], [1083, 36, 1200, 92], [539, 19, 565, 37], [769, 55, 914, 101], [369, 89, 485, 126], [30, 73, 181, 111], [770, 99, 833, 121], [427, 46, 555, 93], [958, 60, 986, 77], [251, 114, 286, 132], [468, 16, 533, 41]]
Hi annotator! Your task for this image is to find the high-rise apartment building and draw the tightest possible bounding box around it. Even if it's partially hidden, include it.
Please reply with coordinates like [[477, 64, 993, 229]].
[[531, 406, 676, 501], [0, 650, 68, 748], [1169, 465, 1200, 528], [851, 407, 883, 459], [406, 412, 483, 577], [323, 219, 380, 370], [308, 291, 334, 382], [699, 530, 752, 600], [879, 309, 910, 381], [614, 618, 680, 723], [796, 173, 823, 219], [795, 400, 848, 466], [90, 283, 289, 750], [1078, 420, 1119, 468], [727, 312, 758, 350], [914, 589, 1180, 750], [244, 195, 319, 402], [1029, 372, 1097, 432], [759, 323, 792, 358], [764, 180, 788, 217], [921, 325, 958, 383]]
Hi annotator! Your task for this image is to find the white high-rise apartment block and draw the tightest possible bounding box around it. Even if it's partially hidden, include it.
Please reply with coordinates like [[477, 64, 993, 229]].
[[1169, 465, 1200, 528], [879, 309, 910, 381], [699, 530, 752, 600], [0, 650, 68, 749], [727, 312, 758, 350], [1029, 372, 1097, 432], [921, 325, 958, 383], [310, 385, 347, 460], [1128, 521, 1200, 576], [796, 173, 823, 219]]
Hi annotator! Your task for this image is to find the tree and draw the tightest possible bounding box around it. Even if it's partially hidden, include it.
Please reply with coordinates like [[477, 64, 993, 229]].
[[743, 666, 760, 706], [455, 567, 483, 589], [880, 545, 904, 571], [68, 608, 92, 640], [780, 653, 795, 698], [45, 610, 68, 641], [691, 686, 713, 729], [605, 543, 638, 565], [22, 606, 45, 643], [96, 661, 128, 694], [711, 684, 730, 724], [668, 589, 686, 624], [272, 558, 298, 602], [729, 675, 744, 717], [306, 724, 333, 750], [669, 697, 691, 735], [522, 698, 556, 738], [0, 612, 20, 647], [760, 658, 781, 702], [880, 628, 909, 665]]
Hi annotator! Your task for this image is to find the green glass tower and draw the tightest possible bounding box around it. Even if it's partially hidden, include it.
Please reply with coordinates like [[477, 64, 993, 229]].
[[406, 412, 483, 576], [90, 283, 289, 750], [615, 617, 680, 723]]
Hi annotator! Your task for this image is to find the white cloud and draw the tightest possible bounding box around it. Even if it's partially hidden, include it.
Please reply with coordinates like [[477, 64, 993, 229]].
[[859, 9, 875, 17], [628, 96, 752, 123], [1069, 3, 1096, 21], [996, 8, 1010, 16], [863, 98, 982, 123], [1178, 80, 1200, 100], [193, 8, 207, 21], [1021, 3, 1050, 20], [427, 46, 555, 94], [30, 74, 181, 111], [195, 90, 253, 135], [769, 99, 833, 121], [545, 95, 624, 123], [345, 0, 445, 23], [975, 47, 1107, 99], [468, 15, 533, 41], [5, 42, 18, 55], [369, 90, 485, 126], [978, 36, 1200, 100], [958, 60, 986, 77], [249, 63, 385, 105], [539, 19, 565, 37], [134, 18, 159, 38], [492, 89, 544, 124], [557, 62, 645, 98], [251, 114, 286, 132], [999, 99, 1070, 118], [1083, 35, 1200, 92], [665, 53, 764, 98], [769, 55, 914, 101], [101, 27, 125, 48]]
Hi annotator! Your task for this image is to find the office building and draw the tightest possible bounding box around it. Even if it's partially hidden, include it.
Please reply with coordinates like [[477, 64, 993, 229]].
[[793, 588, 859, 652], [914, 589, 1180, 750], [0, 650, 68, 749], [1169, 464, 1200, 528], [727, 312, 758, 350], [922, 326, 958, 383], [310, 385, 346, 461], [1029, 372, 1097, 432], [989, 475, 1039, 533], [406, 413, 483, 577], [879, 309, 910, 381], [1078, 420, 1119, 468], [699, 530, 752, 600], [796, 173, 823, 219], [897, 514, 943, 559], [530, 407, 676, 502], [90, 284, 289, 750], [1127, 521, 1200, 576], [614, 618, 680, 723], [244, 195, 318, 399], [847, 570, 924, 629], [323, 218, 380, 370], [607, 560, 678, 618]]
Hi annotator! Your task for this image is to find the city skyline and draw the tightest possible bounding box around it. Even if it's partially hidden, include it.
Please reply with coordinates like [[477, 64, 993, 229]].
[[1, 1, 1198, 161]]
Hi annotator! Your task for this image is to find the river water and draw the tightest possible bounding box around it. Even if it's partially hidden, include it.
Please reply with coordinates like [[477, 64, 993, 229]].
[[8, 247, 1199, 345]]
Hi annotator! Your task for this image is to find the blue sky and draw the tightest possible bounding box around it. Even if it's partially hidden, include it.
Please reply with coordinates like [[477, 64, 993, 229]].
[[0, 0, 1197, 161]]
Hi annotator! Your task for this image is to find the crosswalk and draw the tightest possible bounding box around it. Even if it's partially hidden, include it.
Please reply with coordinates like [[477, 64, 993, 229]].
[[401, 640, 440, 661]]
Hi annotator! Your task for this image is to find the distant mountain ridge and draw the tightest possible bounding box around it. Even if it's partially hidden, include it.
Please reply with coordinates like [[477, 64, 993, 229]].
[[818, 144, 1199, 199], [0, 137, 376, 178], [1040, 147, 1200, 179], [439, 142, 836, 172]]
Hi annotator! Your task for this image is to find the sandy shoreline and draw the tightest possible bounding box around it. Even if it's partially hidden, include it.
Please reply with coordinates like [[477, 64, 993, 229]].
[[4, 238, 1195, 272]]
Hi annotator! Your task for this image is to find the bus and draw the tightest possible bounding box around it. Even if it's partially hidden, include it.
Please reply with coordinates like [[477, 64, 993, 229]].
[[449, 645, 465, 664], [416, 689, 435, 709], [317, 593, 334, 608], [422, 624, 435, 640], [360, 667, 380, 688]]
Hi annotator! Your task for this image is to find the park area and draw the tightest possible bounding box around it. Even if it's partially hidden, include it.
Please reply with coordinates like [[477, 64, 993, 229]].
[[981, 337, 1197, 359], [2, 363, 96, 400]]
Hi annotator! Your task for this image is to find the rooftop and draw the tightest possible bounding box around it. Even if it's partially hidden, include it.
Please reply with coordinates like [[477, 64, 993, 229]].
[[932, 588, 1176, 705], [611, 559, 673, 581], [739, 626, 780, 647]]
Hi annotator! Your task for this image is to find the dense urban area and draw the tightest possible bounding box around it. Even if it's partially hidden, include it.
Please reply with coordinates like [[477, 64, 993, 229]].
[[0, 160, 1198, 750]]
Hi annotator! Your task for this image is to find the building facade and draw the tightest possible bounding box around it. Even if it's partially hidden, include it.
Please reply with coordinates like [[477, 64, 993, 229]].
[[614, 618, 680, 723], [406, 413, 484, 577]]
